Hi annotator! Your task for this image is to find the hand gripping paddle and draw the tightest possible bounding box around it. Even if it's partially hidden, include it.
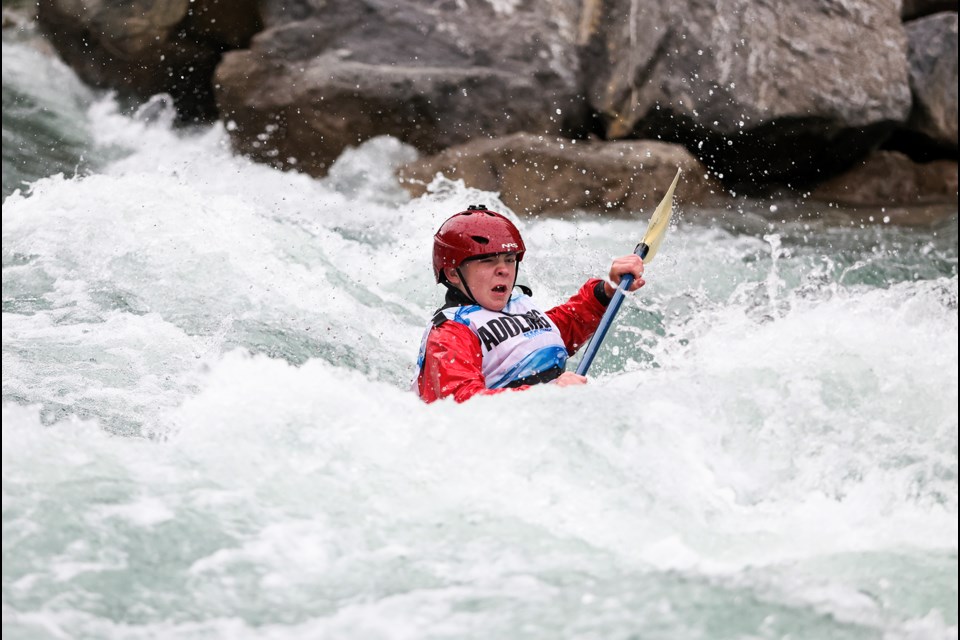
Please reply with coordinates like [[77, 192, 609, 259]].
[[575, 168, 681, 376]]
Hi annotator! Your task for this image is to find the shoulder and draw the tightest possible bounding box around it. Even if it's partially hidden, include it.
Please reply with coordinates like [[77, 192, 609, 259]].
[[422, 317, 481, 364], [433, 304, 484, 329], [427, 312, 479, 344]]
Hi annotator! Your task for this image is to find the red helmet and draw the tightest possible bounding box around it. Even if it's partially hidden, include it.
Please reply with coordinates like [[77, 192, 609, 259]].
[[433, 205, 526, 282]]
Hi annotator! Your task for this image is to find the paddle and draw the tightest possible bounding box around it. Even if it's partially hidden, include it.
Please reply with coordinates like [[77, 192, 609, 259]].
[[575, 168, 681, 376]]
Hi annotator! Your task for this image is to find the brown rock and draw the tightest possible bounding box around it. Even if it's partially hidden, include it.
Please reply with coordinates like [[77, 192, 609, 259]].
[[809, 150, 958, 206], [397, 132, 726, 216]]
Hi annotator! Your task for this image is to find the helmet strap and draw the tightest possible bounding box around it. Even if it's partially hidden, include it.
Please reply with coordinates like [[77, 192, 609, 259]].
[[454, 267, 480, 305]]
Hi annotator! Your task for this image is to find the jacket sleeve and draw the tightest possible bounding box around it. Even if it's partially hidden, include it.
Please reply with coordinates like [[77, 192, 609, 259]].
[[545, 278, 610, 355], [417, 320, 525, 403]]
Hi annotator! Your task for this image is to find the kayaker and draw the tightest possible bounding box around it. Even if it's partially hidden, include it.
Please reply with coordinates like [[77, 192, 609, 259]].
[[414, 204, 645, 403]]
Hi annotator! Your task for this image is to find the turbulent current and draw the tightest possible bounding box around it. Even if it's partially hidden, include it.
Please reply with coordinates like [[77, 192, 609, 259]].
[[3, 28, 958, 640]]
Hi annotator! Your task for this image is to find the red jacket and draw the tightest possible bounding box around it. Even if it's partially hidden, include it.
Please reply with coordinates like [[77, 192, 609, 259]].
[[417, 279, 611, 403]]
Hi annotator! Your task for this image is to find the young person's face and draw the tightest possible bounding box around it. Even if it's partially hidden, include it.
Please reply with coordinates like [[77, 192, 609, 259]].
[[448, 253, 518, 311]]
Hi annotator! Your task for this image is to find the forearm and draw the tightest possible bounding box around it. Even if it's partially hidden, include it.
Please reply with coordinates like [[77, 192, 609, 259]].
[[546, 278, 610, 354]]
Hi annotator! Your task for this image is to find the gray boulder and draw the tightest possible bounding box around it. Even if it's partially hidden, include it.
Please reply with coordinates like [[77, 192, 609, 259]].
[[580, 0, 912, 189], [214, 0, 587, 176], [904, 12, 958, 150]]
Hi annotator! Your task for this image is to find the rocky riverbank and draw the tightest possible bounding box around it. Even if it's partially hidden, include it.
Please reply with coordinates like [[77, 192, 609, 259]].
[[27, 0, 960, 218]]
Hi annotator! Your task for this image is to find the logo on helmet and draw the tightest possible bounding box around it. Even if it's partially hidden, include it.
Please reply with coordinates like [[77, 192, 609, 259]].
[[501, 243, 519, 249]]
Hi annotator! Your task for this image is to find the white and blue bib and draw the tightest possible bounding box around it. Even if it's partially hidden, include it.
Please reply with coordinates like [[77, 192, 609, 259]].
[[415, 289, 568, 389]]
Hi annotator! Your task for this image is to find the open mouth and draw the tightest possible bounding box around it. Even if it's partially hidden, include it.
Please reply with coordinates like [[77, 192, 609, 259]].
[[492, 285, 508, 294]]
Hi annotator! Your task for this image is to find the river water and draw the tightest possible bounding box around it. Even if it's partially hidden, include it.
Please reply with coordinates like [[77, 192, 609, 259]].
[[2, 25, 958, 640]]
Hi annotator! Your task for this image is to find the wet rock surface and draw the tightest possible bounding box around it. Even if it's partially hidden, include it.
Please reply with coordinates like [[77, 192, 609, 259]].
[[398, 133, 724, 216], [580, 0, 912, 189]]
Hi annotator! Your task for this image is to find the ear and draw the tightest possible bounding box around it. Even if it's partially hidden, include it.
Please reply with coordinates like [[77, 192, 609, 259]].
[[444, 267, 461, 285]]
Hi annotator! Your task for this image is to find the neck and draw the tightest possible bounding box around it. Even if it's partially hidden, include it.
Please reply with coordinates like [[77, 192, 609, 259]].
[[442, 284, 477, 308]]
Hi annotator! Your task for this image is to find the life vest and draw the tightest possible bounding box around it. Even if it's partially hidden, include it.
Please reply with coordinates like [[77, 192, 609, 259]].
[[415, 287, 568, 389]]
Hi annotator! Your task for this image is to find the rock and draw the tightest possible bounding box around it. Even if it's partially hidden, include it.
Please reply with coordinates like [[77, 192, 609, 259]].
[[214, 0, 586, 176], [397, 132, 725, 216], [580, 0, 911, 190], [36, 0, 261, 120], [809, 150, 958, 206], [904, 12, 958, 150]]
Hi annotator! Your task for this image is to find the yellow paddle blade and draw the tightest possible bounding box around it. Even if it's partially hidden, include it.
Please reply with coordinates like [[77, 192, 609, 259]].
[[641, 168, 681, 263]]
